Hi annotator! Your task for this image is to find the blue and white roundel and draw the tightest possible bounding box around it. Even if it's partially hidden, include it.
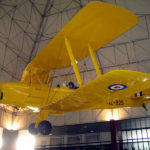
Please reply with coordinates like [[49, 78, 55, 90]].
[[108, 84, 127, 91]]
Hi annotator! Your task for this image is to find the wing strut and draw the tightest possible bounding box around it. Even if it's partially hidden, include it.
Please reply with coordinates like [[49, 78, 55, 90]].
[[88, 44, 102, 77], [64, 37, 82, 86]]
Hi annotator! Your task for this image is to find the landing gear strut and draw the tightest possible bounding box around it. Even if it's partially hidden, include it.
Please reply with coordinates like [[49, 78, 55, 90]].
[[28, 121, 52, 135]]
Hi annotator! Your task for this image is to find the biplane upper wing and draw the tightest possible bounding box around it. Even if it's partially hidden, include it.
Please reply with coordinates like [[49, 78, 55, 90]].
[[43, 70, 150, 112], [21, 1, 138, 84]]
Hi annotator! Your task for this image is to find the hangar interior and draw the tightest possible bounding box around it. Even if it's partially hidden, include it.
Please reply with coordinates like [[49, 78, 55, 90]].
[[0, 0, 150, 149]]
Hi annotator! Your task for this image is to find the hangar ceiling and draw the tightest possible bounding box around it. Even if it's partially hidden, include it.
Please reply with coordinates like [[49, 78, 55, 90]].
[[0, 0, 150, 129]]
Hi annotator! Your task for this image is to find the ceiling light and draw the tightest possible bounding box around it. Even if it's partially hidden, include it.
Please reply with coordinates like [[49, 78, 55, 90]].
[[27, 106, 39, 112]]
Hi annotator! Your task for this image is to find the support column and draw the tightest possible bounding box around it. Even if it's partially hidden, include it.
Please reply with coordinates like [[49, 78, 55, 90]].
[[43, 110, 49, 121], [2, 129, 18, 150], [110, 120, 118, 150], [35, 111, 42, 128], [64, 37, 82, 86], [88, 44, 101, 77]]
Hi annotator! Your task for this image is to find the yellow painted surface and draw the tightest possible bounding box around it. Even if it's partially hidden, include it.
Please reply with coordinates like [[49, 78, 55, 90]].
[[1, 70, 150, 115], [21, 1, 138, 84], [43, 70, 150, 112], [1, 2, 148, 120], [88, 44, 101, 77], [0, 82, 73, 111], [64, 37, 82, 86]]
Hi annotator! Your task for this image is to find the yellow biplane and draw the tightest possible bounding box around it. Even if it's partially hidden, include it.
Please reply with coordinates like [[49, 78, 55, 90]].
[[0, 1, 150, 135]]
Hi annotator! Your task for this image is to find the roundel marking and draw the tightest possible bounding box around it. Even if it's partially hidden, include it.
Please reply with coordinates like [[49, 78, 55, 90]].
[[108, 84, 127, 91]]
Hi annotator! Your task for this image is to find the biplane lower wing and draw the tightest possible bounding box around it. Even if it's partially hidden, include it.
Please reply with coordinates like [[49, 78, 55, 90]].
[[44, 70, 150, 113]]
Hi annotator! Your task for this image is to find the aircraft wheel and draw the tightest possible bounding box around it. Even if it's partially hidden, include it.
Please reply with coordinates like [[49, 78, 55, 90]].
[[28, 123, 39, 135], [38, 120, 52, 135]]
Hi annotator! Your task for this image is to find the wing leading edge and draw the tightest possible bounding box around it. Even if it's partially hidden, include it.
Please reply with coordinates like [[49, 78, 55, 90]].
[[21, 1, 138, 83]]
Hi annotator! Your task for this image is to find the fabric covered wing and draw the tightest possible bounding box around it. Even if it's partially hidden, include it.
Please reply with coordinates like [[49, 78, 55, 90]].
[[44, 70, 150, 113], [21, 1, 138, 83]]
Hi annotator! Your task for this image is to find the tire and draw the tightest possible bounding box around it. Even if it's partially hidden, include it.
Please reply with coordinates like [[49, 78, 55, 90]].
[[38, 120, 52, 135], [28, 123, 39, 135]]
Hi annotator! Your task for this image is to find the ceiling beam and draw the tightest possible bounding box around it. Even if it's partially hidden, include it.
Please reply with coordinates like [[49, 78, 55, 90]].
[[27, 0, 54, 63]]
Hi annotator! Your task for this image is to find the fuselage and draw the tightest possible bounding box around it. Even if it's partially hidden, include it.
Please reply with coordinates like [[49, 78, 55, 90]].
[[0, 82, 73, 109], [0, 81, 147, 113]]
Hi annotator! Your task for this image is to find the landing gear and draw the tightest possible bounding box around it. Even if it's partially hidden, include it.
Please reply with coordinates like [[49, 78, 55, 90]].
[[38, 120, 52, 135], [28, 110, 52, 135], [28, 123, 39, 135], [28, 121, 52, 135]]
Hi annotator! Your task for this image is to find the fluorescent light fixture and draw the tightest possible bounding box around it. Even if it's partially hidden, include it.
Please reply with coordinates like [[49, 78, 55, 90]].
[[27, 106, 39, 112]]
